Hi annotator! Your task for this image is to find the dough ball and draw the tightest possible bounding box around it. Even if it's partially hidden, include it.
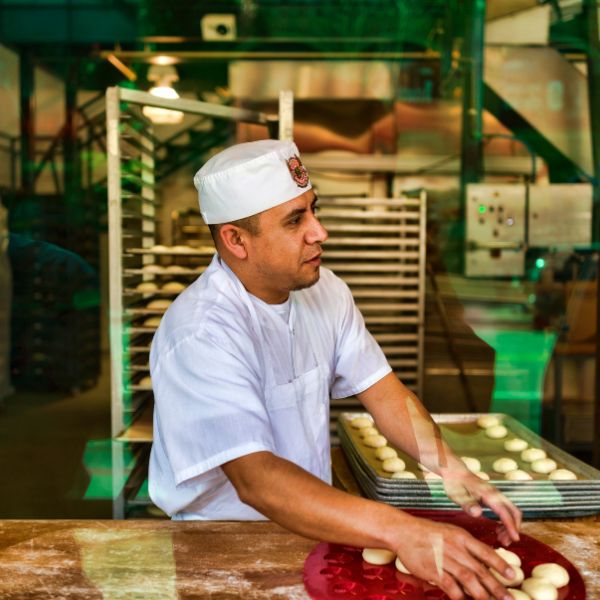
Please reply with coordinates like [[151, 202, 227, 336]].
[[521, 578, 558, 600], [461, 456, 481, 473], [424, 471, 442, 480], [486, 425, 508, 439], [165, 265, 186, 273], [531, 563, 569, 588], [475, 471, 490, 480], [417, 462, 430, 472], [136, 281, 158, 292], [161, 281, 186, 293], [172, 244, 193, 253], [395, 556, 411, 574], [143, 316, 162, 327], [493, 458, 518, 474], [521, 448, 547, 462], [362, 548, 395, 565], [504, 438, 528, 452], [375, 446, 398, 460], [143, 264, 163, 273], [507, 591, 531, 599], [477, 415, 502, 428], [531, 458, 558, 474], [495, 547, 522, 567], [350, 416, 373, 429], [147, 299, 172, 309], [139, 375, 152, 387], [363, 434, 387, 448], [549, 468, 577, 481], [358, 427, 379, 438], [491, 565, 524, 587], [151, 244, 168, 252], [505, 469, 533, 481], [382, 457, 406, 473], [391, 470, 417, 480]]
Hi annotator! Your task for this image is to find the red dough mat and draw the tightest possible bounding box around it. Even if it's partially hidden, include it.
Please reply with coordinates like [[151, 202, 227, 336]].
[[303, 510, 585, 600]]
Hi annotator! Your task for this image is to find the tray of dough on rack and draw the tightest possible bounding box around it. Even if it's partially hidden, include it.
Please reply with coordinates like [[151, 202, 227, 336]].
[[338, 412, 600, 519]]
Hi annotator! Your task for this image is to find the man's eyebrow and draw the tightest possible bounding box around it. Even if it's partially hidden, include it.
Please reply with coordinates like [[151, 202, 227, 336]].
[[282, 206, 307, 222]]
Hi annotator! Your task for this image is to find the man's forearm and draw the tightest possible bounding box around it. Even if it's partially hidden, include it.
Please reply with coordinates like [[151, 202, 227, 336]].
[[222, 451, 410, 550], [358, 372, 466, 475]]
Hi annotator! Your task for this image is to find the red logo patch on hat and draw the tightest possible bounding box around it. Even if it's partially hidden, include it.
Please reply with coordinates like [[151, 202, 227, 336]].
[[286, 155, 309, 188]]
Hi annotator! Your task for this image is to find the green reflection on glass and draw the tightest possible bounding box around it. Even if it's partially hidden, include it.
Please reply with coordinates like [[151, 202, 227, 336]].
[[474, 329, 557, 433], [82, 440, 135, 500], [535, 258, 546, 269], [478, 205, 487, 214], [75, 529, 177, 599]]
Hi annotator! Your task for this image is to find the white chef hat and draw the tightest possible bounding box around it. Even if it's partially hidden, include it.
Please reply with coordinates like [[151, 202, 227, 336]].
[[193, 139, 312, 224]]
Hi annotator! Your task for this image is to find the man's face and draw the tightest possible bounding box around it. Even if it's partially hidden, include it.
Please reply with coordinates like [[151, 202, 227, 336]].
[[245, 189, 328, 303]]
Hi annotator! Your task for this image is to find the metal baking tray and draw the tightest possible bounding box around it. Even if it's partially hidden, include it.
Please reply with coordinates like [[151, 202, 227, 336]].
[[338, 426, 599, 496], [338, 412, 600, 518], [339, 412, 600, 485]]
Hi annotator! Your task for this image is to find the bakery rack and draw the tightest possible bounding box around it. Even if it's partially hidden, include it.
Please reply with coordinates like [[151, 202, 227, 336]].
[[107, 86, 292, 518]]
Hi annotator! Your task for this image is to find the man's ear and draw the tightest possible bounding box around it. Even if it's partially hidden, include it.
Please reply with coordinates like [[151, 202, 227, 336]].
[[219, 224, 249, 260]]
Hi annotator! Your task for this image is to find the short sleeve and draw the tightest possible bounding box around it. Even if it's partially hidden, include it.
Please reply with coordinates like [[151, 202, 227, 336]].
[[330, 279, 391, 399], [151, 330, 276, 486]]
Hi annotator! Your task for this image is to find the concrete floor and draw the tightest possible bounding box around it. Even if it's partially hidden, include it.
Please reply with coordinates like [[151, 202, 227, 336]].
[[0, 357, 113, 519]]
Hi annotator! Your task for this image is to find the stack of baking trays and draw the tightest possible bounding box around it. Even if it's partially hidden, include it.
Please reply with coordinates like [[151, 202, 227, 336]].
[[338, 412, 600, 518]]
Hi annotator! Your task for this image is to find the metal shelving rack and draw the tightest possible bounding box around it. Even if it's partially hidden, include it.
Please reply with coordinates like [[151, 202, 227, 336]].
[[107, 87, 288, 517], [318, 192, 427, 442]]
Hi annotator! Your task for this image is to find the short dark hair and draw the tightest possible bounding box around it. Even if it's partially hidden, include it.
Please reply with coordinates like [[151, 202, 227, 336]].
[[208, 213, 262, 246]]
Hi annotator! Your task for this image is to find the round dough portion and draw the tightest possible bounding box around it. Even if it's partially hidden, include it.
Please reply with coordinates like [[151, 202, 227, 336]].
[[505, 469, 533, 481], [477, 415, 502, 428], [147, 299, 172, 309], [143, 264, 163, 273], [143, 316, 162, 327], [358, 426, 379, 438], [362, 548, 395, 565], [493, 458, 518, 473], [161, 281, 186, 293], [395, 556, 411, 574], [505, 438, 528, 452], [136, 281, 158, 292], [363, 434, 387, 448], [391, 470, 417, 480], [508, 591, 531, 600], [549, 468, 577, 481], [491, 565, 524, 587], [139, 375, 152, 387], [495, 547, 522, 567], [531, 563, 569, 588], [424, 471, 442, 480], [522, 578, 558, 600], [151, 244, 168, 252], [521, 448, 547, 462], [486, 425, 508, 439], [461, 456, 481, 473], [475, 471, 490, 480], [531, 458, 558, 474], [375, 446, 397, 460], [165, 265, 187, 273], [417, 462, 430, 472], [382, 457, 406, 473], [350, 416, 373, 429]]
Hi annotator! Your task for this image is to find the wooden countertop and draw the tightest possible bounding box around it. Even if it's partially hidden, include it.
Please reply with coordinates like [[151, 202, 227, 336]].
[[0, 517, 599, 599]]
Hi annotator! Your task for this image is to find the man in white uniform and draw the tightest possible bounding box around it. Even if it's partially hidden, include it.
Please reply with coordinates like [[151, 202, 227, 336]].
[[150, 140, 520, 600]]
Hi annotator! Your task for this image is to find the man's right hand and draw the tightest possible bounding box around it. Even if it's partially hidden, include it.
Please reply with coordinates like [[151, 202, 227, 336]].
[[392, 514, 515, 600]]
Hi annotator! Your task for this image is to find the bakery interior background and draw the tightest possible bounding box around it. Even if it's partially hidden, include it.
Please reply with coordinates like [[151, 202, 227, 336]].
[[0, 0, 599, 519]]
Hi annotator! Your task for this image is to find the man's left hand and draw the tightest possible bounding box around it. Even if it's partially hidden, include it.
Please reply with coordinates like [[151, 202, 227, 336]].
[[442, 470, 522, 546]]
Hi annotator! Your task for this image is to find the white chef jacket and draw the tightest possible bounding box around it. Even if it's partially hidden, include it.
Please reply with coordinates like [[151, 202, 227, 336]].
[[148, 254, 391, 520]]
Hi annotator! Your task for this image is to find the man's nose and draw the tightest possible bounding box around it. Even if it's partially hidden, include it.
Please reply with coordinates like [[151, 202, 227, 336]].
[[306, 213, 328, 245]]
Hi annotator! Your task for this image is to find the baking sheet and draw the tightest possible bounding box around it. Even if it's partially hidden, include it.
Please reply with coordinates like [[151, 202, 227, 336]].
[[338, 412, 600, 518]]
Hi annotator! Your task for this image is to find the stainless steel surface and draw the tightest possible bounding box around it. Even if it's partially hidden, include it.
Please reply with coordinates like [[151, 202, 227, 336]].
[[528, 184, 593, 247]]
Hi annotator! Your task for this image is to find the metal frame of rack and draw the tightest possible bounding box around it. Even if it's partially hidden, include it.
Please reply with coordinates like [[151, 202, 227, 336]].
[[318, 192, 427, 442], [107, 87, 290, 518]]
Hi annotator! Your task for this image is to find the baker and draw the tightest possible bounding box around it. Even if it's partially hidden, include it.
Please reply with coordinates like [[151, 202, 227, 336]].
[[149, 139, 521, 600]]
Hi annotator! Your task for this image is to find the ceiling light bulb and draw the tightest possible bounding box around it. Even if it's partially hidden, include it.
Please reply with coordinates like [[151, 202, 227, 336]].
[[143, 85, 184, 124]]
